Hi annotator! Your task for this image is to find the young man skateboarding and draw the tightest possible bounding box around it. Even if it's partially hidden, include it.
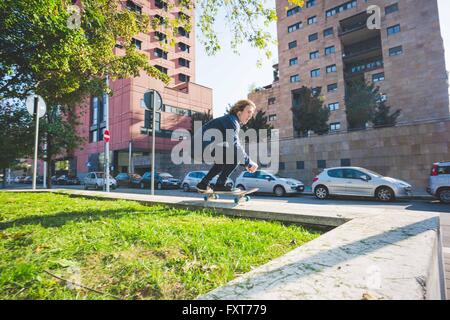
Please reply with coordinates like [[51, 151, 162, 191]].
[[194, 99, 258, 192]]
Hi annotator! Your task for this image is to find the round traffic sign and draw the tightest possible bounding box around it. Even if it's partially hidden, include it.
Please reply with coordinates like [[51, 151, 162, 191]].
[[104, 129, 110, 143], [25, 95, 46, 118]]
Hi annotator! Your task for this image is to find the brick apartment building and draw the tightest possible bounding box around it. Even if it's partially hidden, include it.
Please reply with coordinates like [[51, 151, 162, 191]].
[[53, 0, 213, 178], [249, 0, 449, 139]]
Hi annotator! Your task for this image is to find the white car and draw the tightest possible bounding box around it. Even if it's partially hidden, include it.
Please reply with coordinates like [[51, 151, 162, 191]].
[[312, 167, 412, 201], [235, 170, 305, 197], [83, 172, 117, 190], [427, 161, 450, 203], [181, 171, 234, 192]]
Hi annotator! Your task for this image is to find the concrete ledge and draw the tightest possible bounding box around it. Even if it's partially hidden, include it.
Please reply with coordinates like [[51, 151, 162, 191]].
[[2, 189, 446, 300]]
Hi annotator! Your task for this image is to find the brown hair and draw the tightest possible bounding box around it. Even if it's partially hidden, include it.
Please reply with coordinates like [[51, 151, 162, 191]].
[[229, 99, 256, 115]]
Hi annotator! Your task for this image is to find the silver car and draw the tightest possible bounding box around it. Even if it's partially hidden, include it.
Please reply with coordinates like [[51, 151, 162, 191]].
[[427, 161, 450, 203], [181, 171, 234, 192], [235, 170, 305, 197], [312, 167, 412, 201], [84, 172, 117, 190]]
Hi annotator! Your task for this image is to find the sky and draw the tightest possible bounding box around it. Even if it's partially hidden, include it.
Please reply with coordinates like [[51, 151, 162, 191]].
[[195, 0, 450, 118]]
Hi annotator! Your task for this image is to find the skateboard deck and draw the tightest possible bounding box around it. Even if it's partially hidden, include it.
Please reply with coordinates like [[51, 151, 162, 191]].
[[197, 188, 259, 203]]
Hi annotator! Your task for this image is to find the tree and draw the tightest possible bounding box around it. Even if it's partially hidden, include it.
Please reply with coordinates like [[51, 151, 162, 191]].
[[242, 109, 273, 142], [372, 100, 401, 128], [345, 79, 401, 130], [291, 86, 330, 137], [190, 109, 213, 134], [0, 100, 34, 187]]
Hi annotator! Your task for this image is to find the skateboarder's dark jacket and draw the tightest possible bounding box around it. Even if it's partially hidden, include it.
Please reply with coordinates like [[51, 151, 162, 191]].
[[193, 113, 255, 167]]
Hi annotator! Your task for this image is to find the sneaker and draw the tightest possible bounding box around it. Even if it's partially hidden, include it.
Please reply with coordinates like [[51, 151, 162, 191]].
[[196, 182, 212, 191], [213, 184, 235, 192]]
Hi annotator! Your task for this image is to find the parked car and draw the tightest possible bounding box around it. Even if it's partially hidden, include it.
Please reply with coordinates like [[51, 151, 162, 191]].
[[235, 170, 305, 197], [83, 172, 117, 190], [132, 172, 181, 190], [51, 175, 59, 184], [427, 161, 450, 204], [56, 175, 69, 185], [312, 167, 412, 202], [115, 173, 142, 187], [14, 176, 26, 183], [181, 171, 234, 192], [23, 176, 33, 184]]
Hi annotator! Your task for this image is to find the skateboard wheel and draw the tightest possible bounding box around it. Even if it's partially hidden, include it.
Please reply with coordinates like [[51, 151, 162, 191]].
[[203, 195, 208, 201], [245, 196, 251, 202], [234, 197, 239, 204]]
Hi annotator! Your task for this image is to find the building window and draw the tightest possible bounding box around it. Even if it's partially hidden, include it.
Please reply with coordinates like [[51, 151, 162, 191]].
[[178, 27, 189, 38], [288, 22, 303, 33], [312, 87, 322, 96], [153, 14, 168, 27], [330, 122, 341, 131], [389, 46, 403, 56], [296, 161, 305, 170], [126, 0, 142, 14], [327, 83, 338, 92], [154, 0, 168, 10], [310, 51, 320, 60], [155, 31, 167, 43], [91, 97, 99, 125], [387, 24, 401, 36], [287, 6, 301, 17], [325, 45, 336, 55], [131, 38, 142, 50], [326, 64, 337, 73], [290, 74, 300, 83], [341, 158, 351, 167], [372, 72, 385, 82], [178, 42, 190, 53], [318, 160, 326, 169], [178, 58, 190, 68], [328, 102, 339, 111], [306, 0, 316, 8], [326, 0, 357, 17], [154, 48, 168, 59], [90, 130, 98, 143], [178, 74, 190, 82], [311, 69, 320, 78], [323, 27, 334, 37], [288, 41, 297, 49], [307, 16, 317, 25], [155, 65, 168, 74], [279, 162, 285, 170], [385, 3, 399, 15], [289, 57, 298, 66], [268, 114, 277, 121], [268, 97, 276, 105], [308, 33, 318, 42]]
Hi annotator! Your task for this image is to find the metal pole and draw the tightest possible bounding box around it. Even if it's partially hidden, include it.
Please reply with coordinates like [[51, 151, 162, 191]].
[[128, 140, 133, 174], [151, 94, 156, 196], [105, 74, 110, 192], [32, 97, 39, 190], [43, 135, 47, 188]]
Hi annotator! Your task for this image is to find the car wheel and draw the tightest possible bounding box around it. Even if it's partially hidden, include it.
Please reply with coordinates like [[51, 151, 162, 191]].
[[95, 184, 101, 190], [157, 182, 162, 190], [314, 185, 329, 200], [376, 187, 395, 202], [438, 188, 450, 204], [183, 183, 190, 192], [274, 186, 286, 197], [236, 184, 245, 191]]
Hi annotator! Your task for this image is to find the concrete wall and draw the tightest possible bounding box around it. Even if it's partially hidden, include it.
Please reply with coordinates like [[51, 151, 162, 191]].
[[276, 119, 450, 191]]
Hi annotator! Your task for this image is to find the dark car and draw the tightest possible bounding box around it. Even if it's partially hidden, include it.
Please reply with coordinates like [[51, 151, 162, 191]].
[[67, 176, 81, 185], [56, 175, 80, 185], [51, 175, 59, 184], [23, 176, 33, 184], [115, 173, 141, 187], [132, 172, 181, 190]]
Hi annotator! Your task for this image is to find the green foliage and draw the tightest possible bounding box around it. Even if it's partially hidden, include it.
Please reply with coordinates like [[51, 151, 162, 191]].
[[0, 192, 319, 299], [0, 100, 34, 170], [345, 79, 401, 130], [291, 86, 330, 136], [242, 109, 273, 142]]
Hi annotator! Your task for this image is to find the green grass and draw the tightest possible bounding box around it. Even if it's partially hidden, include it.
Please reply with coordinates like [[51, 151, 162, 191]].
[[0, 192, 320, 300]]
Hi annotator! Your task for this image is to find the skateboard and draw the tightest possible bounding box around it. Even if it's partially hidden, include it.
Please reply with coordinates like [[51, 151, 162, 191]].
[[197, 188, 259, 204]]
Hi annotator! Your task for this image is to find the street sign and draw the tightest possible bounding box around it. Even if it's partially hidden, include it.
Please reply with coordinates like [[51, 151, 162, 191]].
[[104, 129, 110, 143], [142, 89, 162, 112], [25, 95, 46, 118]]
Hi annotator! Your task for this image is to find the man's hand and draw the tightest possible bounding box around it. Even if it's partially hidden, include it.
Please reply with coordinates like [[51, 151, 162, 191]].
[[246, 163, 258, 173]]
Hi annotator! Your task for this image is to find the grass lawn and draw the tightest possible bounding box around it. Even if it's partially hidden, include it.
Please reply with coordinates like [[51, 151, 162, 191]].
[[0, 192, 320, 300]]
